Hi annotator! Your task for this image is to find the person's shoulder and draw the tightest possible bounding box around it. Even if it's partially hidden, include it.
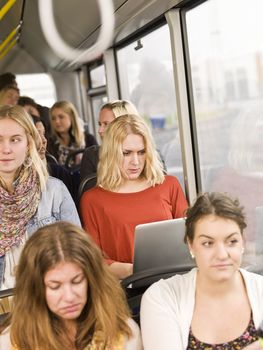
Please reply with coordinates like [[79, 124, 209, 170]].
[[125, 318, 143, 350], [45, 176, 69, 194], [241, 268, 263, 284], [46, 176, 65, 186], [84, 131, 98, 146], [0, 327, 11, 350], [158, 175, 181, 189], [81, 186, 101, 199], [127, 318, 140, 335], [164, 175, 180, 184], [84, 144, 100, 155]]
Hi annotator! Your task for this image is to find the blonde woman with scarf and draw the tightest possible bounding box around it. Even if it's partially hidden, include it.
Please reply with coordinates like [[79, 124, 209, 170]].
[[0, 105, 80, 290], [0, 222, 142, 350]]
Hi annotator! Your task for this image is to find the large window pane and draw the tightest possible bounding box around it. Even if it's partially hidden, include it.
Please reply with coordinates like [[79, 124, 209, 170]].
[[116, 25, 184, 189], [87, 62, 107, 139], [186, 0, 263, 264], [90, 65, 106, 88], [16, 73, 56, 107]]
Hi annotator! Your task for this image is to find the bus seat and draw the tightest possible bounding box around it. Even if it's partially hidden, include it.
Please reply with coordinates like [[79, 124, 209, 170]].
[[78, 173, 97, 201], [46, 152, 58, 165]]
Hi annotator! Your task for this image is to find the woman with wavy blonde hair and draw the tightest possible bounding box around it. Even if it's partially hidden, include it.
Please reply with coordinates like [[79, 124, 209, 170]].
[[48, 100, 97, 166], [80, 114, 188, 280], [0, 105, 80, 290], [98, 114, 164, 190], [0, 221, 142, 350], [0, 105, 48, 190]]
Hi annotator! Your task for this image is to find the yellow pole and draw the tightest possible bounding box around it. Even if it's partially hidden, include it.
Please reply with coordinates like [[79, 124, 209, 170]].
[[0, 26, 19, 52], [0, 0, 17, 21], [0, 38, 17, 59]]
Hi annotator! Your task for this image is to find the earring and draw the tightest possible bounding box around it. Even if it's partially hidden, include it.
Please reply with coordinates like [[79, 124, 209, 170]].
[[23, 155, 32, 168], [190, 251, 195, 259]]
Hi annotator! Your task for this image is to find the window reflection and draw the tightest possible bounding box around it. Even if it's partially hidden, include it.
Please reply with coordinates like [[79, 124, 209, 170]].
[[116, 25, 185, 189], [186, 0, 263, 266]]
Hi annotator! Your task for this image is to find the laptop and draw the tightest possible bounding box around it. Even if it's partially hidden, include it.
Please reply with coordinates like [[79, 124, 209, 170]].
[[133, 218, 195, 274]]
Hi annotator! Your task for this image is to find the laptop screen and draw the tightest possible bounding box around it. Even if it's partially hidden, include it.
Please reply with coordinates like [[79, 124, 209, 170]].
[[133, 218, 195, 273]]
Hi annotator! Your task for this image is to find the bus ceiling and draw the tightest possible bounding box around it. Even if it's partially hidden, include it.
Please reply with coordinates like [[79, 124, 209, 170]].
[[0, 0, 184, 74]]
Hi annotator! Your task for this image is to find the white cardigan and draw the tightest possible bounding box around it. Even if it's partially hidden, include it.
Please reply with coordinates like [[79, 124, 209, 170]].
[[140, 268, 263, 350]]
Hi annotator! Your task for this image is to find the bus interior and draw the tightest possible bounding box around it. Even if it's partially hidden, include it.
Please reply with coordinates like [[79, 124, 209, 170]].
[[1, 0, 263, 283]]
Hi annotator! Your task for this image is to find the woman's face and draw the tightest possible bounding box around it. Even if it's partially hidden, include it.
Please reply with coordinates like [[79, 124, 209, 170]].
[[188, 214, 244, 283], [44, 261, 88, 322], [50, 108, 72, 135], [98, 108, 115, 140], [120, 133, 146, 181], [0, 88, 19, 105], [0, 118, 28, 181], [35, 121, 47, 160], [24, 104, 40, 117]]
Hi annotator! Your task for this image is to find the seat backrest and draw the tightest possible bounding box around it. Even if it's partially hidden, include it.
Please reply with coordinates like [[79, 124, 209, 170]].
[[78, 173, 97, 200], [46, 152, 58, 165]]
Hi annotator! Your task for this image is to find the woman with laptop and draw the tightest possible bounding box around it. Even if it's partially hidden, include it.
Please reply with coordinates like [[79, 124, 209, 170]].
[[79, 114, 188, 280], [140, 192, 263, 350]]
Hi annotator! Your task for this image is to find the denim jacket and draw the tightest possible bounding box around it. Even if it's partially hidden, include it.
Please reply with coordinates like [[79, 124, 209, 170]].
[[0, 177, 81, 287]]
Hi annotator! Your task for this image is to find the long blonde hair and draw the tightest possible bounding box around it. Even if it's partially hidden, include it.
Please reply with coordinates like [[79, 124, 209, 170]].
[[3, 222, 132, 350], [0, 105, 48, 190], [50, 100, 85, 147], [97, 114, 164, 191]]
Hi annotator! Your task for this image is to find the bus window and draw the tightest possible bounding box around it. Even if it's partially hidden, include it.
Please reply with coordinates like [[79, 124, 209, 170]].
[[87, 62, 107, 139], [90, 65, 106, 88], [186, 0, 263, 263], [90, 95, 108, 140], [16, 73, 56, 107], [116, 25, 184, 189]]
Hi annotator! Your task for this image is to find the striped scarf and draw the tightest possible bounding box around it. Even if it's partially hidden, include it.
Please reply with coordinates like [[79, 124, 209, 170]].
[[0, 167, 41, 256]]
